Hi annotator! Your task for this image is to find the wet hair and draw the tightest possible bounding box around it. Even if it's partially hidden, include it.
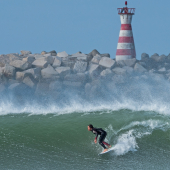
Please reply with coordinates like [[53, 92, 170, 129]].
[[88, 124, 93, 129]]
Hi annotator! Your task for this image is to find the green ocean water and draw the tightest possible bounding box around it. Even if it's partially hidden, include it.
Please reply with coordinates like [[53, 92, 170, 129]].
[[1, 109, 170, 170], [1, 76, 170, 170]]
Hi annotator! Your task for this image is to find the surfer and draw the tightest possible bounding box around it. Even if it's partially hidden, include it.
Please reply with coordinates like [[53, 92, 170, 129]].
[[88, 124, 111, 153]]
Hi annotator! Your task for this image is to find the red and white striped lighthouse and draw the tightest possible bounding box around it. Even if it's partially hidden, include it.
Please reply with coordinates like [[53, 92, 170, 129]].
[[116, 1, 136, 61]]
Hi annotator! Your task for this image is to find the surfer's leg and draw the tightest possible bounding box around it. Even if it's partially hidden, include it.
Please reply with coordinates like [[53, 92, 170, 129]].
[[99, 134, 107, 149], [103, 141, 111, 147], [100, 133, 111, 148]]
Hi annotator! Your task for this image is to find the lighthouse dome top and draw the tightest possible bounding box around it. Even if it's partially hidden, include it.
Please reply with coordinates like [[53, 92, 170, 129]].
[[117, 1, 135, 15]]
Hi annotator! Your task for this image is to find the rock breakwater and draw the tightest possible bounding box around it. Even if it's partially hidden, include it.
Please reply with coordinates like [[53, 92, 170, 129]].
[[0, 49, 170, 103]]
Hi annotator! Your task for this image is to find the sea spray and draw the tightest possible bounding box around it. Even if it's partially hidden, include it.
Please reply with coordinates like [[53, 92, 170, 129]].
[[106, 119, 170, 156]]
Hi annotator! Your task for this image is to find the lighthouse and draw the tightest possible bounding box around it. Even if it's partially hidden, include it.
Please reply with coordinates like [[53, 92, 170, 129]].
[[116, 1, 136, 61]]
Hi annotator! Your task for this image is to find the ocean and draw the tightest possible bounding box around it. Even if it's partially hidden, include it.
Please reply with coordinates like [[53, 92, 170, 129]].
[[1, 76, 170, 170]]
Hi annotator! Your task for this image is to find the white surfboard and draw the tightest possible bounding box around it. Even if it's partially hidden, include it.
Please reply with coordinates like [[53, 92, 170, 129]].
[[99, 146, 115, 155]]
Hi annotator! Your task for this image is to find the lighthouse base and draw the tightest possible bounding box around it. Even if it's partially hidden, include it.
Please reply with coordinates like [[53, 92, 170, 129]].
[[116, 55, 134, 61]]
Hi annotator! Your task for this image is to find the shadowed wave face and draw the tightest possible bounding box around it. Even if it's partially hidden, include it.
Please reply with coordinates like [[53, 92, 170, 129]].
[[1, 75, 170, 170]]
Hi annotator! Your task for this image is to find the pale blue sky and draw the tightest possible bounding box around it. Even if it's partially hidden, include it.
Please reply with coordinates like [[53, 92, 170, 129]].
[[0, 0, 169, 59]]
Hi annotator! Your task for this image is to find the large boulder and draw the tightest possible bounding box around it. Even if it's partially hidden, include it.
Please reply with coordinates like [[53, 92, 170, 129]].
[[138, 62, 147, 68], [20, 50, 32, 55], [86, 54, 93, 62], [43, 53, 52, 57], [100, 53, 110, 58], [124, 58, 136, 67], [116, 60, 126, 67], [61, 56, 76, 69], [37, 55, 54, 64], [71, 52, 85, 57], [150, 53, 159, 62], [10, 60, 31, 70], [57, 51, 68, 58], [90, 49, 100, 57], [116, 59, 136, 67], [73, 61, 87, 73], [49, 50, 57, 56], [77, 56, 88, 61], [23, 75, 36, 88], [141, 53, 149, 60], [22, 56, 35, 64], [159, 54, 167, 62], [24, 68, 41, 80], [16, 71, 32, 81], [34, 54, 44, 60], [41, 64, 58, 79], [52, 57, 61, 68], [88, 63, 102, 77], [167, 53, 170, 60], [151, 54, 167, 62], [100, 69, 112, 77], [91, 55, 102, 64], [55, 67, 70, 77], [32, 59, 48, 68], [134, 63, 147, 72], [112, 67, 126, 75], [4, 64, 16, 78], [0, 54, 10, 66], [70, 52, 88, 61], [7, 53, 20, 61], [99, 57, 115, 69]]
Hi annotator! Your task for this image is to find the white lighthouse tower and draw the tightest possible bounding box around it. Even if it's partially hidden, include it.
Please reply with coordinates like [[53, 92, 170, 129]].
[[116, 1, 136, 61]]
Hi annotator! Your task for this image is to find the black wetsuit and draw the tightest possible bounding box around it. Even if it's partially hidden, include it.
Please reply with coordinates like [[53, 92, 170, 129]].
[[91, 128, 109, 149]]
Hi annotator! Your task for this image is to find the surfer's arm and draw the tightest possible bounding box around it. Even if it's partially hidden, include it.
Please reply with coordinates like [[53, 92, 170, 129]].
[[93, 130, 98, 143], [95, 133, 98, 140]]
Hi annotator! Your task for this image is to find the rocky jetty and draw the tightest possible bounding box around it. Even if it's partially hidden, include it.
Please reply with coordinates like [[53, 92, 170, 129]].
[[0, 49, 170, 101]]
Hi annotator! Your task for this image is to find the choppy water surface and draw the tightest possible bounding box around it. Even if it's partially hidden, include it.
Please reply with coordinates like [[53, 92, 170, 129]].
[[1, 107, 170, 170], [1, 76, 170, 169]]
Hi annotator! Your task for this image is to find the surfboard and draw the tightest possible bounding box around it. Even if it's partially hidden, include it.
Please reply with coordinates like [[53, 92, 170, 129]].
[[99, 146, 115, 155]]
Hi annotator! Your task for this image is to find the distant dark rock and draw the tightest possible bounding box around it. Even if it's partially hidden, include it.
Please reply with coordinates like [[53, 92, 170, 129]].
[[101, 53, 110, 58], [150, 53, 159, 62], [90, 49, 100, 57], [141, 53, 149, 60], [49, 50, 57, 54]]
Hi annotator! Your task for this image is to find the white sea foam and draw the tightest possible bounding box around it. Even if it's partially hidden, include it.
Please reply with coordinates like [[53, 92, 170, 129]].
[[108, 119, 170, 156], [1, 75, 170, 116], [113, 130, 138, 155], [0, 98, 170, 116]]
